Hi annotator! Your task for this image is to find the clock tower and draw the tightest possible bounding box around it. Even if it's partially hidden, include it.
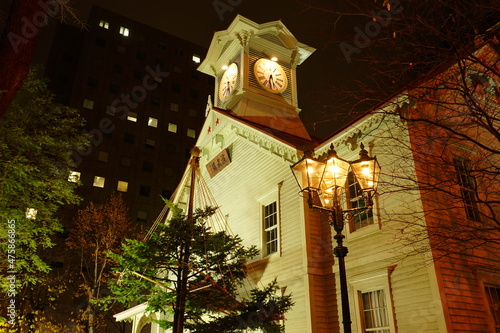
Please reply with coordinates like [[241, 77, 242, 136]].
[[198, 15, 315, 140]]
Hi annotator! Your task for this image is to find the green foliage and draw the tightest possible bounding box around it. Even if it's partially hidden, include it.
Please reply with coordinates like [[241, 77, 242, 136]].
[[0, 67, 88, 288], [187, 279, 294, 333], [107, 205, 293, 331]]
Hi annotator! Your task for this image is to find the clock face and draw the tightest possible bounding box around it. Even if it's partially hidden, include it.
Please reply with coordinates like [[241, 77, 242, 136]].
[[218, 63, 238, 101], [254, 58, 288, 93]]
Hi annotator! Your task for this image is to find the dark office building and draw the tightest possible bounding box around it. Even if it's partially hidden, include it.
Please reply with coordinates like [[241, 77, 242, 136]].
[[45, 6, 214, 226]]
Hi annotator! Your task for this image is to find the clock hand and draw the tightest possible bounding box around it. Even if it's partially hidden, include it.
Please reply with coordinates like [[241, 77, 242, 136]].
[[269, 74, 275, 89]]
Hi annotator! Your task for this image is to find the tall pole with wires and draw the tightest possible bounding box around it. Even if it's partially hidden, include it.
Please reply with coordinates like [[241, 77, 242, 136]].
[[173, 147, 200, 333]]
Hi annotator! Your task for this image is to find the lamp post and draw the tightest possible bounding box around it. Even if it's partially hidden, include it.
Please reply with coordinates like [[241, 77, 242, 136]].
[[291, 143, 381, 333]]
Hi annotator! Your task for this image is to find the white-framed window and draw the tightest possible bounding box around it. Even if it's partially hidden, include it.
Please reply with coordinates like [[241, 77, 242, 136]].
[[83, 98, 94, 109], [127, 112, 137, 122], [99, 20, 109, 29], [119, 26, 129, 37], [361, 289, 391, 333], [347, 171, 374, 231], [187, 128, 196, 138], [93, 176, 105, 188], [192, 54, 201, 63], [259, 189, 281, 257], [350, 270, 396, 333], [117, 181, 128, 193], [168, 123, 177, 133], [263, 201, 279, 256], [148, 117, 158, 128], [68, 171, 81, 183]]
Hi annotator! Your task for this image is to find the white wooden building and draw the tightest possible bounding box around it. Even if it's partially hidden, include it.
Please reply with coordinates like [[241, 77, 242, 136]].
[[114, 15, 500, 333]]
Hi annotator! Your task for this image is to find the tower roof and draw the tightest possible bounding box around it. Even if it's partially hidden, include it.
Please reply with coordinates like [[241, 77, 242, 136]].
[[198, 15, 315, 76]]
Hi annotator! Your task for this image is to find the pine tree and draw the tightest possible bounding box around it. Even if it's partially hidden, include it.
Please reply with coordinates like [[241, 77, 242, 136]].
[[107, 205, 293, 332]]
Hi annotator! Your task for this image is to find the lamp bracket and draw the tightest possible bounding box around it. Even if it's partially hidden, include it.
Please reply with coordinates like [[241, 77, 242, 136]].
[[310, 204, 373, 231]]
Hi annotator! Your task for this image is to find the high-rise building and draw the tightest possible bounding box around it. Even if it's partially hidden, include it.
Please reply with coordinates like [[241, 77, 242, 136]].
[[45, 6, 214, 226]]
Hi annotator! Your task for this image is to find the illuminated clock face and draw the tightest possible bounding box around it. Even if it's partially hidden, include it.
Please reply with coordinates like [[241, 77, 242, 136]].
[[253, 58, 288, 93], [218, 63, 238, 101]]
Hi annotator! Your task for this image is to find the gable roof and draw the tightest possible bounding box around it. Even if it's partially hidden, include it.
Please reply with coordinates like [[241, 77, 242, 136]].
[[208, 106, 318, 149]]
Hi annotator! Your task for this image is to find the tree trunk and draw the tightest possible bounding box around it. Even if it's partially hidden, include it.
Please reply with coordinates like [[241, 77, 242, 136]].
[[88, 302, 95, 333], [0, 0, 45, 118]]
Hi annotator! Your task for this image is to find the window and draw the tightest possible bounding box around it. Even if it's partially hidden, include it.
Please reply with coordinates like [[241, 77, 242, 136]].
[[143, 161, 153, 172], [99, 20, 109, 29], [136, 52, 146, 61], [113, 64, 123, 74], [26, 208, 37, 220], [137, 210, 148, 222], [170, 103, 179, 112], [117, 181, 128, 193], [121, 156, 131, 167], [155, 58, 164, 67], [164, 167, 174, 177], [148, 117, 158, 128], [172, 83, 181, 93], [348, 172, 373, 231], [189, 89, 198, 98], [87, 77, 98, 87], [166, 144, 175, 154], [62, 53, 73, 63], [161, 189, 172, 199], [68, 171, 80, 183], [188, 108, 197, 117], [93, 176, 105, 188], [157, 41, 166, 50], [145, 138, 156, 149], [454, 158, 481, 221], [57, 73, 68, 82], [124, 133, 135, 144], [97, 151, 109, 162], [119, 26, 129, 36], [176, 48, 184, 56], [151, 96, 161, 107], [95, 37, 106, 47], [168, 123, 177, 133], [83, 99, 94, 109], [127, 112, 137, 122], [174, 65, 182, 73], [109, 84, 120, 94], [192, 54, 201, 63], [140, 185, 151, 197], [187, 128, 196, 138], [134, 70, 142, 80], [116, 45, 126, 53], [264, 201, 279, 255], [485, 285, 500, 331], [106, 105, 116, 116], [361, 290, 391, 333], [191, 70, 200, 80]]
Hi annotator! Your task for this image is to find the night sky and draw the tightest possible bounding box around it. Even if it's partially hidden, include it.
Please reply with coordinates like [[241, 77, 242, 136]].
[[1, 0, 385, 138], [66, 0, 354, 138]]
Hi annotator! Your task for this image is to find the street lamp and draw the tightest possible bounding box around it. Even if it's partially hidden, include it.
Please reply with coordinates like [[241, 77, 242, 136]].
[[290, 143, 381, 333]]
